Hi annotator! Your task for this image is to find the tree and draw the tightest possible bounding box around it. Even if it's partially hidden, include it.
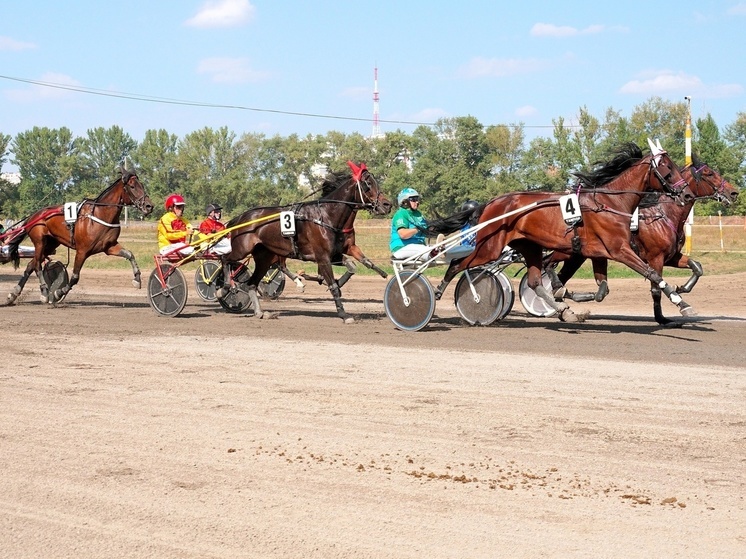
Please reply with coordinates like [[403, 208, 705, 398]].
[[628, 97, 687, 162], [11, 127, 77, 214], [484, 123, 525, 196], [74, 126, 138, 198], [132, 129, 181, 213]]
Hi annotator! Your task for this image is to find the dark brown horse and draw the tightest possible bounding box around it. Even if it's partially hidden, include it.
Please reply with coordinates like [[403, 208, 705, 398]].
[[294, 162, 388, 288], [428, 141, 693, 323], [3, 159, 154, 304], [542, 155, 739, 325], [219, 161, 391, 323]]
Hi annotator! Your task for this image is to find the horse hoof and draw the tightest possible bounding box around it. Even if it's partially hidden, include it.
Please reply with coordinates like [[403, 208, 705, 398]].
[[132, 279, 142, 289], [216, 286, 229, 299], [40, 295, 49, 304], [553, 286, 567, 301], [343, 316, 355, 324], [680, 306, 697, 317], [559, 308, 579, 323]]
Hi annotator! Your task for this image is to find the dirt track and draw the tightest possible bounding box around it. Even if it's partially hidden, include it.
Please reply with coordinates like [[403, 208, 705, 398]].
[[1, 269, 745, 558]]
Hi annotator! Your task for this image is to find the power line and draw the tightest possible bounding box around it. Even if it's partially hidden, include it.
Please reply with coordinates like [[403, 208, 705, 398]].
[[0, 74, 563, 130]]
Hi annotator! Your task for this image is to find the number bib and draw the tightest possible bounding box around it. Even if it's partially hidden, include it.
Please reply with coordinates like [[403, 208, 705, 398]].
[[280, 211, 296, 237], [64, 202, 78, 224], [558, 193, 582, 225], [630, 207, 639, 231]]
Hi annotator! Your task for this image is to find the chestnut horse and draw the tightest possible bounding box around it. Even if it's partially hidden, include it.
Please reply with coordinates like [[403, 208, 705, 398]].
[[220, 161, 391, 323], [3, 160, 154, 304], [428, 141, 693, 323], [543, 155, 739, 325]]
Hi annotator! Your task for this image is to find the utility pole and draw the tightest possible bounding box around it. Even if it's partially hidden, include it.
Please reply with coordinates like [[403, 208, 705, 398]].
[[683, 96, 693, 255]]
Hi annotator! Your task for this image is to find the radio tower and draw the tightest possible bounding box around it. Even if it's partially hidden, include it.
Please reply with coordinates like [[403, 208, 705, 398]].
[[372, 66, 382, 138]]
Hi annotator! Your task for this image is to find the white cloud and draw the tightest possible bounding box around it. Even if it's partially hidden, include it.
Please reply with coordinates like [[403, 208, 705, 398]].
[[530, 23, 626, 37], [0, 35, 37, 51], [185, 0, 255, 28], [619, 70, 743, 98], [515, 105, 538, 117], [4, 72, 81, 102], [459, 57, 547, 78], [197, 57, 268, 83], [727, 3, 746, 15]]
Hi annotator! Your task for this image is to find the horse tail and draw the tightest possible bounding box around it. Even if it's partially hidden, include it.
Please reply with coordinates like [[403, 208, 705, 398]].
[[427, 205, 484, 235], [3, 229, 28, 269]]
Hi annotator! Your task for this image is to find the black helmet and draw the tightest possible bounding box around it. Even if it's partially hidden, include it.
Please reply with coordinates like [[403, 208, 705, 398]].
[[460, 200, 479, 213], [205, 203, 222, 215]]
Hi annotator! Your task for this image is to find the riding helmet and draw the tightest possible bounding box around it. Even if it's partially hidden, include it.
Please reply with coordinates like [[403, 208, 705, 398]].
[[165, 193, 185, 210], [205, 203, 222, 215], [397, 187, 420, 207], [460, 200, 479, 213]]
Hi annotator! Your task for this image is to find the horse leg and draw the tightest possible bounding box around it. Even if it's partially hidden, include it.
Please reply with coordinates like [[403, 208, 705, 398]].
[[335, 256, 357, 289], [315, 260, 352, 323], [649, 280, 672, 326], [106, 243, 142, 288], [347, 246, 387, 279], [7, 260, 36, 304], [614, 246, 695, 318], [675, 258, 703, 294], [276, 258, 305, 292], [590, 258, 609, 302], [522, 247, 586, 323], [52, 250, 88, 302]]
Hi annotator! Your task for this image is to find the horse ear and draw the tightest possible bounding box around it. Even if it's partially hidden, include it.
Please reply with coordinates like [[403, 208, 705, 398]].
[[647, 138, 659, 155], [656, 139, 664, 152]]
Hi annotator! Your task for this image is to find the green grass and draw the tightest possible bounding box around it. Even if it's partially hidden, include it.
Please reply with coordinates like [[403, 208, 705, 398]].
[[79, 219, 746, 277]]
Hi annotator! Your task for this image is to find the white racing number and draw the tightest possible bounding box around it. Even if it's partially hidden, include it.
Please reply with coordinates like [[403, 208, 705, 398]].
[[558, 193, 582, 225], [280, 210, 296, 237], [630, 207, 639, 231], [63, 202, 78, 224]]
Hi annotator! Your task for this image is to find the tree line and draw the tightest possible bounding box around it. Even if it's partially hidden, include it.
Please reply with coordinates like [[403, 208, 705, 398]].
[[1, 96, 744, 224]]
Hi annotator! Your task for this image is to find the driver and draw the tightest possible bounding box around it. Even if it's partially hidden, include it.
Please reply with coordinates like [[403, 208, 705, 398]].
[[389, 187, 429, 259], [158, 194, 194, 256]]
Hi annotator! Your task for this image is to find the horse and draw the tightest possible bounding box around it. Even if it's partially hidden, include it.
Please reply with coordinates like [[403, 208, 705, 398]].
[[3, 159, 154, 304], [541, 155, 739, 325], [427, 140, 694, 323], [293, 163, 389, 289], [219, 161, 391, 323]]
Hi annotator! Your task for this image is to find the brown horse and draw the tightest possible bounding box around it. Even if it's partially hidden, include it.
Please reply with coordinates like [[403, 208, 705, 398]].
[[294, 163, 388, 289], [428, 141, 693, 323], [220, 161, 391, 323], [3, 159, 154, 304], [543, 155, 739, 325]]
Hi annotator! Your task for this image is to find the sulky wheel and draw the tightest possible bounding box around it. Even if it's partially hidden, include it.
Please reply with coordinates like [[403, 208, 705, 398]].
[[454, 267, 504, 326], [216, 262, 253, 313], [194, 260, 220, 302], [148, 265, 188, 317], [383, 271, 436, 332], [42, 260, 70, 304], [518, 270, 558, 318], [258, 263, 286, 300], [493, 269, 515, 320]]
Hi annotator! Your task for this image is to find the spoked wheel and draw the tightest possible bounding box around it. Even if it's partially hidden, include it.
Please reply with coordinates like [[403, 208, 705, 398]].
[[383, 271, 436, 332], [454, 267, 504, 326], [519, 270, 558, 317], [194, 260, 220, 302], [148, 265, 188, 317], [493, 270, 515, 319], [258, 263, 285, 300], [42, 260, 70, 304], [216, 262, 253, 314]]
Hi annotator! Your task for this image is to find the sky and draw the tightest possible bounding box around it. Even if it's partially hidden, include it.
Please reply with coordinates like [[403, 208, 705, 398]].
[[1, 0, 745, 172]]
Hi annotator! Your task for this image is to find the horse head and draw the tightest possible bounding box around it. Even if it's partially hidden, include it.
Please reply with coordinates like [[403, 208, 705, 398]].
[[346, 161, 392, 216], [117, 159, 154, 216], [687, 154, 739, 206], [646, 138, 694, 205]]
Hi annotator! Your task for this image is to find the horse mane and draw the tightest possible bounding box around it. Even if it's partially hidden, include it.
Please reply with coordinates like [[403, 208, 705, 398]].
[[320, 170, 353, 198], [572, 142, 644, 188]]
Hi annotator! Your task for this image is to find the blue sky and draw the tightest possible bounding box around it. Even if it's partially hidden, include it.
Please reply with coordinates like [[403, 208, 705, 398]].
[[1, 0, 745, 166]]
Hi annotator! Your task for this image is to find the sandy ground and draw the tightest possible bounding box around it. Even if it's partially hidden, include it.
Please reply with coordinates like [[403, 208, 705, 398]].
[[0, 267, 745, 558]]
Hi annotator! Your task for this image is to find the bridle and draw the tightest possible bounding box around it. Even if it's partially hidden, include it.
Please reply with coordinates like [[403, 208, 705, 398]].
[[689, 163, 732, 204], [121, 173, 152, 213], [648, 151, 691, 204]]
